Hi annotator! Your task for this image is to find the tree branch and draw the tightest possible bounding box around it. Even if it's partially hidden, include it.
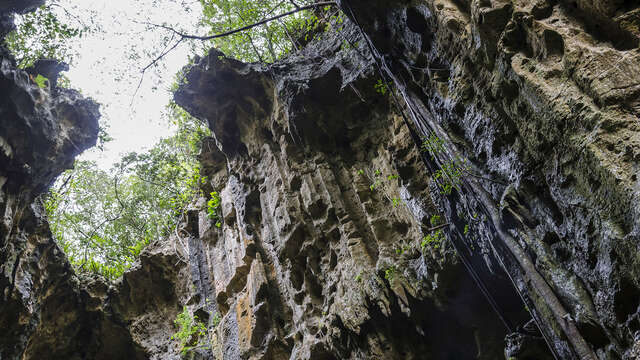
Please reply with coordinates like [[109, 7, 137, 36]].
[[131, 1, 335, 103], [145, 2, 335, 41], [131, 32, 182, 105]]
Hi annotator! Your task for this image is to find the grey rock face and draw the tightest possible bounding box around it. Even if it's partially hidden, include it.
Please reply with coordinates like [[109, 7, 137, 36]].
[[334, 0, 640, 358], [173, 23, 523, 360], [0, 9, 142, 360], [1, 0, 640, 359]]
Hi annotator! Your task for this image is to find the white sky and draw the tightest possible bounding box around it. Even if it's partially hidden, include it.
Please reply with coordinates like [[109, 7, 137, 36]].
[[51, 0, 206, 168]]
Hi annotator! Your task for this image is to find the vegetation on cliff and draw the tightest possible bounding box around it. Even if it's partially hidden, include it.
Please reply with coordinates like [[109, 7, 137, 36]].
[[4, 0, 338, 279]]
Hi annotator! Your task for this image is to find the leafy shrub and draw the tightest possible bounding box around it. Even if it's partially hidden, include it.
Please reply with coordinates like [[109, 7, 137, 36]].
[[421, 230, 444, 250], [207, 191, 222, 228], [384, 266, 396, 281], [171, 307, 209, 355]]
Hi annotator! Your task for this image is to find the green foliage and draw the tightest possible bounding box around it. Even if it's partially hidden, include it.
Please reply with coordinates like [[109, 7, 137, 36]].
[[420, 134, 471, 195], [359, 168, 405, 211], [421, 229, 445, 250], [384, 266, 396, 281], [422, 214, 445, 250], [369, 179, 381, 191], [355, 271, 362, 282], [421, 133, 445, 159], [374, 79, 388, 95], [45, 104, 211, 280], [207, 191, 222, 228], [96, 125, 113, 152], [171, 307, 209, 355], [212, 312, 221, 328], [197, 0, 335, 62], [33, 74, 49, 88], [4, 2, 91, 68], [368, 169, 384, 191], [434, 159, 467, 195], [463, 224, 470, 235], [395, 243, 411, 256]]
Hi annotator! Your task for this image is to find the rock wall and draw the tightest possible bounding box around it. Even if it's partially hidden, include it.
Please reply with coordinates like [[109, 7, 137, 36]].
[[0, 6, 166, 360], [171, 0, 640, 358], [173, 26, 526, 358], [329, 0, 640, 358], [1, 0, 640, 359]]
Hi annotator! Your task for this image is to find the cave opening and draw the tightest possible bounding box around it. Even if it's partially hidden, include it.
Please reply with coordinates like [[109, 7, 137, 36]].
[[2, 0, 639, 359]]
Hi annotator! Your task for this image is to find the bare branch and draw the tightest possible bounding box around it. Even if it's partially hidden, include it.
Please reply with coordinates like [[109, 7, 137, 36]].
[[130, 1, 335, 103], [146, 2, 335, 41], [130, 32, 181, 105], [424, 223, 450, 232]]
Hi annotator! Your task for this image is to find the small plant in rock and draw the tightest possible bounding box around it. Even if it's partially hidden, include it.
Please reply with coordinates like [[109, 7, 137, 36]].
[[33, 74, 49, 89], [421, 230, 444, 250], [420, 134, 472, 195], [358, 167, 405, 211], [355, 271, 363, 282], [421, 133, 445, 159], [369, 179, 382, 191], [433, 158, 467, 195], [395, 243, 411, 255], [384, 266, 396, 281], [374, 79, 388, 95], [422, 214, 445, 250], [207, 191, 222, 227], [212, 312, 221, 328], [171, 307, 209, 355]]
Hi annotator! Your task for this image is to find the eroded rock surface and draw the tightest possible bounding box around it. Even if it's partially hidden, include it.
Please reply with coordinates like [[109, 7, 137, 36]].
[[174, 27, 522, 358], [2, 0, 640, 359], [0, 5, 147, 360], [330, 0, 640, 358], [172, 0, 640, 358]]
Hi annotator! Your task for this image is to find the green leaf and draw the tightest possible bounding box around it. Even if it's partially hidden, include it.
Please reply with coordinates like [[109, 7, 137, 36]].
[[34, 74, 49, 88]]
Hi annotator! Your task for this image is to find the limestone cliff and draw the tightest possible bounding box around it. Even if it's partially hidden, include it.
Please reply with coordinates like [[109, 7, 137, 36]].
[[1, 0, 640, 359], [0, 5, 143, 359], [328, 1, 640, 358]]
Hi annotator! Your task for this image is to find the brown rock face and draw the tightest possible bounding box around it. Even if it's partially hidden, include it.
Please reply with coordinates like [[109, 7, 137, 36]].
[[172, 0, 640, 358], [0, 6, 176, 360], [330, 0, 640, 358], [174, 34, 520, 358], [2, 0, 640, 359]]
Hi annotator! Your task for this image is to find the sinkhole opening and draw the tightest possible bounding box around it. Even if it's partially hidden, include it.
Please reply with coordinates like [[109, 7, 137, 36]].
[[3, 0, 340, 280]]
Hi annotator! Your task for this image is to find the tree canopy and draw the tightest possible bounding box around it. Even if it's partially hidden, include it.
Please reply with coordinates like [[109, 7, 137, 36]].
[[197, 0, 321, 62], [4, 0, 96, 68], [44, 103, 210, 279], [5, 0, 340, 280]]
